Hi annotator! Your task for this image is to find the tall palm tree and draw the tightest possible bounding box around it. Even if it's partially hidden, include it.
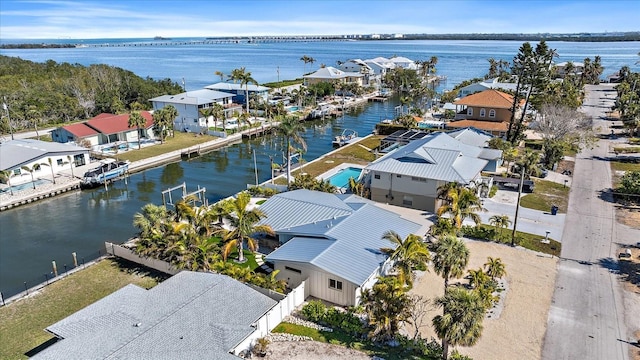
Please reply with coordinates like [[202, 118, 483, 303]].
[[229, 67, 258, 115], [433, 287, 486, 360], [517, 148, 541, 178], [361, 276, 412, 342], [467, 268, 490, 289], [211, 102, 225, 130], [347, 176, 368, 198], [488, 214, 511, 240], [484, 257, 507, 280], [380, 230, 430, 288], [21, 163, 42, 190], [277, 116, 307, 184], [163, 105, 178, 138], [45, 158, 56, 184], [133, 203, 169, 239], [66, 155, 75, 179], [128, 111, 146, 149], [436, 185, 483, 229], [0, 170, 15, 196], [216, 192, 274, 262], [153, 107, 169, 143], [199, 107, 215, 129], [432, 235, 470, 291]]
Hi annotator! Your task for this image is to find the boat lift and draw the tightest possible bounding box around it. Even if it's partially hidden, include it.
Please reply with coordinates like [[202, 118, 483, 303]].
[[161, 182, 208, 207]]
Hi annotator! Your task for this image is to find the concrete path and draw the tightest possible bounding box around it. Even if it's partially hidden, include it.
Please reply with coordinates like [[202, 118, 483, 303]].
[[542, 84, 638, 360]]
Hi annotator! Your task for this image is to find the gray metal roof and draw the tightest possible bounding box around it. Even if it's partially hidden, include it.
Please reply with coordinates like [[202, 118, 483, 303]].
[[447, 127, 494, 148], [0, 139, 88, 171], [263, 190, 422, 286], [303, 67, 363, 79], [205, 82, 270, 92], [34, 272, 277, 360], [365, 132, 489, 183], [150, 89, 233, 105]]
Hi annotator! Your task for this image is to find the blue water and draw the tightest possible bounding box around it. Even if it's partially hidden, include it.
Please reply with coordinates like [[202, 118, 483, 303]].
[[328, 167, 363, 188], [0, 39, 638, 297], [0, 179, 51, 193]]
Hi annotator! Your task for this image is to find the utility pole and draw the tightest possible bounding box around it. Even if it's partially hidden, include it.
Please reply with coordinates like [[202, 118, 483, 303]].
[[511, 166, 525, 247], [3, 97, 13, 140]]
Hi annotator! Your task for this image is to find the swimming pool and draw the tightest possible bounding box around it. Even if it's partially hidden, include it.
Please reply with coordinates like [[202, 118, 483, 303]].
[[287, 106, 299, 112], [327, 167, 363, 188]]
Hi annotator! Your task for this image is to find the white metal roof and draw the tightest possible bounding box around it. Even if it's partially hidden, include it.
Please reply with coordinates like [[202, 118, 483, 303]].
[[205, 82, 270, 92], [0, 139, 88, 171], [150, 89, 233, 105]]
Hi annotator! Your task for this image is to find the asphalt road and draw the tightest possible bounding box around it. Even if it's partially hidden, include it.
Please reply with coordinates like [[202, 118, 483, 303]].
[[542, 84, 632, 360]]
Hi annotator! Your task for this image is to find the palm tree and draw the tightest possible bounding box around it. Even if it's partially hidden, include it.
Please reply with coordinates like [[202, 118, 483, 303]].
[[433, 287, 485, 360], [0, 170, 15, 196], [199, 107, 215, 129], [128, 111, 146, 149], [66, 155, 75, 179], [133, 203, 169, 239], [211, 102, 225, 130], [361, 276, 412, 342], [153, 108, 169, 143], [467, 268, 490, 289], [380, 230, 430, 288], [21, 163, 42, 190], [432, 235, 470, 291], [347, 176, 368, 198], [45, 158, 56, 184], [517, 148, 541, 178], [216, 192, 274, 262], [163, 105, 178, 138], [214, 70, 225, 82], [300, 55, 313, 74], [277, 116, 307, 184], [436, 185, 484, 229], [488, 214, 511, 240], [26, 105, 41, 138], [228, 67, 258, 116], [484, 257, 507, 280]]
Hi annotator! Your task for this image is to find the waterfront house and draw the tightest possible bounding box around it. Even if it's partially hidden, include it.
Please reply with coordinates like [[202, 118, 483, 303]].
[[0, 139, 89, 185], [32, 272, 279, 360], [553, 61, 584, 78], [52, 111, 156, 150], [303, 66, 364, 87], [457, 78, 518, 98], [364, 57, 396, 77], [261, 189, 421, 306], [150, 89, 239, 133], [365, 132, 494, 212], [389, 56, 418, 70], [449, 89, 523, 137], [205, 82, 270, 105]]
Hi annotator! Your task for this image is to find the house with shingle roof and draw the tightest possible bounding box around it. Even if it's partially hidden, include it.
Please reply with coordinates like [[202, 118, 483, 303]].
[[261, 189, 422, 306], [32, 272, 278, 360], [365, 132, 496, 212], [449, 89, 523, 136]]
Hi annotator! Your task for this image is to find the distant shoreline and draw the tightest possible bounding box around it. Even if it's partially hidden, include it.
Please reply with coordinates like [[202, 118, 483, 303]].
[[2, 32, 639, 49]]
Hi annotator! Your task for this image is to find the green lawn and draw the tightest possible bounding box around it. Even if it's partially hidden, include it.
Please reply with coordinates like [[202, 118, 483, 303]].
[[613, 146, 640, 154], [611, 160, 640, 173], [520, 179, 570, 213], [272, 323, 424, 360], [115, 132, 218, 162], [473, 224, 561, 257], [0, 258, 166, 359], [210, 237, 259, 271]]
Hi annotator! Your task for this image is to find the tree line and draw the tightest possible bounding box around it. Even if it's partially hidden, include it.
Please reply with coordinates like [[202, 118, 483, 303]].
[[0, 56, 183, 135]]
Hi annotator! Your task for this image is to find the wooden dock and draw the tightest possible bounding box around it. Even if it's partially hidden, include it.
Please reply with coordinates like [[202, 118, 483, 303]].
[[241, 125, 275, 139], [181, 146, 201, 159]]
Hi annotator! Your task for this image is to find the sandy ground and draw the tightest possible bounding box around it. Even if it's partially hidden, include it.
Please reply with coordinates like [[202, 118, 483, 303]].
[[409, 240, 558, 360], [263, 340, 371, 360]]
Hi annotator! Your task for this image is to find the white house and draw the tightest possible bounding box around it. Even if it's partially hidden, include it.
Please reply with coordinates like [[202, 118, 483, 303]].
[[205, 82, 271, 105], [554, 61, 585, 77], [150, 89, 239, 133], [457, 78, 518, 98], [261, 189, 422, 306], [389, 56, 418, 70], [31, 272, 280, 360], [303, 66, 364, 87], [0, 139, 89, 185], [365, 132, 498, 212]]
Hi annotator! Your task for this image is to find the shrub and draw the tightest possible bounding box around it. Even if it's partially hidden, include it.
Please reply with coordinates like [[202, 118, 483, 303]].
[[301, 300, 327, 322], [617, 170, 640, 195], [323, 308, 365, 336], [247, 186, 278, 197], [461, 225, 496, 241], [488, 185, 498, 198]]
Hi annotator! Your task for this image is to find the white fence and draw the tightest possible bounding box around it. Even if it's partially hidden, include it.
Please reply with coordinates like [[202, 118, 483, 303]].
[[104, 242, 180, 275]]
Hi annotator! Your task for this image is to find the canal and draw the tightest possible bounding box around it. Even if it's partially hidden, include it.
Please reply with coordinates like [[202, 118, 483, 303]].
[[0, 99, 398, 298]]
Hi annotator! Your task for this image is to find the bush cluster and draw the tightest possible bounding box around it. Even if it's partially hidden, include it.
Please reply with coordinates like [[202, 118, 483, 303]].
[[246, 186, 279, 197], [301, 300, 366, 337]]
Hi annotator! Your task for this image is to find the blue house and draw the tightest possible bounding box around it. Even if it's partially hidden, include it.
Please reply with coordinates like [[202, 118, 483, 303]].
[[205, 82, 270, 106]]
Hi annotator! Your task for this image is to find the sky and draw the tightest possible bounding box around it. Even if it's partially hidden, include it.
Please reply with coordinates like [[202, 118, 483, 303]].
[[1, 0, 639, 39]]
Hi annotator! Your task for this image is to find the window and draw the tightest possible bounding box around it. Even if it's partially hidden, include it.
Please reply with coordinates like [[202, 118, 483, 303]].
[[467, 108, 473, 116], [285, 266, 302, 274], [396, 174, 402, 178], [329, 279, 343, 290], [57, 159, 63, 166], [403, 195, 413, 206], [13, 168, 21, 176], [411, 176, 426, 182], [489, 109, 496, 118], [480, 108, 486, 117], [374, 174, 380, 180]]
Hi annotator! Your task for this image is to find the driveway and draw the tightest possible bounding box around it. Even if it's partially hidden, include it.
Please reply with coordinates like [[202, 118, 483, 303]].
[[542, 84, 637, 360]]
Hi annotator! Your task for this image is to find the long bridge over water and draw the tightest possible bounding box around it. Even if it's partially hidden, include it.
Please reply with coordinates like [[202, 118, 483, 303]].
[[86, 36, 353, 48]]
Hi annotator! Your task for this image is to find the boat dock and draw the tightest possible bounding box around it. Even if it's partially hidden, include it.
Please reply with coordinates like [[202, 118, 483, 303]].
[[368, 96, 389, 102], [241, 125, 276, 139]]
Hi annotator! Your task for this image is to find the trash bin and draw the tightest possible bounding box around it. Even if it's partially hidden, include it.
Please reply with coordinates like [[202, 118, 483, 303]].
[[551, 205, 558, 215]]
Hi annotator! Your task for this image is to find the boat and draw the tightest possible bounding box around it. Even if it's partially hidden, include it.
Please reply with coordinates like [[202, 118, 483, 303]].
[[154, 36, 171, 40], [309, 103, 335, 119], [81, 159, 130, 188], [75, 44, 89, 48], [332, 129, 358, 147]]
